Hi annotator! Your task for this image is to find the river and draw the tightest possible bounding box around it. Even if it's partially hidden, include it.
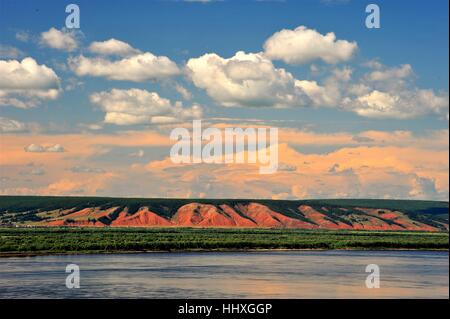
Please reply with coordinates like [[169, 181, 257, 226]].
[[0, 250, 448, 298]]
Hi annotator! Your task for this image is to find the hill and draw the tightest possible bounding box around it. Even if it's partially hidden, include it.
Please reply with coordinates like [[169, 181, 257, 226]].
[[0, 196, 448, 231]]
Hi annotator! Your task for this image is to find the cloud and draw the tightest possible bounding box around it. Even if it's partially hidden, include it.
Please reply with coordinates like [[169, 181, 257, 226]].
[[69, 49, 180, 81], [340, 63, 449, 119], [263, 26, 357, 65], [15, 31, 30, 42], [352, 135, 374, 143], [295, 79, 340, 107], [90, 88, 202, 125], [88, 38, 141, 57], [0, 57, 60, 108], [183, 25, 446, 119], [0, 45, 23, 59], [175, 84, 193, 100], [346, 88, 449, 119], [130, 149, 145, 158], [365, 64, 413, 83], [186, 51, 307, 107], [70, 166, 105, 173], [44, 176, 113, 196], [40, 27, 79, 52], [294, 66, 352, 107], [20, 167, 46, 176], [24, 144, 65, 153], [294, 62, 448, 119], [409, 176, 439, 199], [0, 128, 447, 200], [142, 141, 448, 200], [0, 117, 27, 133]]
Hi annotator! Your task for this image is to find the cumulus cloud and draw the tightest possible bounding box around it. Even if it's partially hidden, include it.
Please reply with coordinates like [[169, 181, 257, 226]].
[[0, 57, 60, 108], [0, 117, 27, 133], [182, 25, 446, 119], [186, 51, 308, 107], [409, 176, 439, 199], [294, 67, 352, 107], [90, 88, 202, 125], [40, 27, 79, 52], [263, 26, 357, 65], [293, 62, 448, 119], [1, 127, 447, 200], [142, 141, 448, 200], [88, 38, 141, 57], [69, 50, 180, 81], [365, 64, 413, 83], [341, 62, 449, 119], [295, 79, 339, 107], [346, 89, 449, 119], [24, 144, 65, 153]]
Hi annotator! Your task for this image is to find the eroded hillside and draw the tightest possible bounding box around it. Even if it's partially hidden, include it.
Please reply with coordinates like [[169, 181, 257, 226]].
[[0, 196, 448, 231]]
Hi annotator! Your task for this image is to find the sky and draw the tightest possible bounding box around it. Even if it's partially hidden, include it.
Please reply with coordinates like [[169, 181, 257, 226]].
[[0, 0, 448, 200]]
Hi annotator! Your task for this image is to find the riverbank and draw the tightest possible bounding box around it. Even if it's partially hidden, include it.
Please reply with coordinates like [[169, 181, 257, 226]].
[[0, 227, 448, 257]]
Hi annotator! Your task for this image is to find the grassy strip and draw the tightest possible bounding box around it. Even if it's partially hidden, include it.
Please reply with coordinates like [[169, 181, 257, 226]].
[[0, 227, 448, 255]]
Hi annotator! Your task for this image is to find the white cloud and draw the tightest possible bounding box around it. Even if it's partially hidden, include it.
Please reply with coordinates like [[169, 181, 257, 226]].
[[294, 67, 351, 107], [88, 38, 140, 57], [295, 80, 338, 107], [40, 27, 79, 52], [24, 143, 65, 153], [295, 62, 448, 119], [90, 88, 202, 125], [347, 89, 449, 119], [0, 57, 60, 108], [186, 51, 307, 107], [365, 64, 413, 82], [263, 26, 357, 65], [0, 117, 27, 133], [353, 90, 402, 118], [340, 63, 449, 119], [69, 52, 180, 82]]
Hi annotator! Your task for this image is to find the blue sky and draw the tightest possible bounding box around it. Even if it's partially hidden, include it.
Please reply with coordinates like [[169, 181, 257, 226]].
[[0, 0, 448, 200], [1, 0, 448, 132]]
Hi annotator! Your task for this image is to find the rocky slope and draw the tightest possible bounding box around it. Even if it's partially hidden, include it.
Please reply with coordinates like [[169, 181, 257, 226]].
[[0, 196, 447, 231]]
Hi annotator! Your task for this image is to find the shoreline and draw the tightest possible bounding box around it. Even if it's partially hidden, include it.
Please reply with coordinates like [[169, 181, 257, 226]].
[[1, 247, 449, 258]]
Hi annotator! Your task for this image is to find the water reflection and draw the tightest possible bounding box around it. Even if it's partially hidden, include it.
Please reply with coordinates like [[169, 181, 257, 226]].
[[0, 251, 448, 298]]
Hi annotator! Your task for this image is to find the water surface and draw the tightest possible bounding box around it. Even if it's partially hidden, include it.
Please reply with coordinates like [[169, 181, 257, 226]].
[[0, 251, 448, 298]]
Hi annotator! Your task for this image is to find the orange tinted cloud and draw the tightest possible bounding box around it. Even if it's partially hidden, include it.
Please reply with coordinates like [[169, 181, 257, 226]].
[[0, 128, 448, 200]]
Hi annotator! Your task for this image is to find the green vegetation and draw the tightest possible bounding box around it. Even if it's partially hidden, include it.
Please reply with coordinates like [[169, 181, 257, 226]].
[[0, 227, 447, 256]]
